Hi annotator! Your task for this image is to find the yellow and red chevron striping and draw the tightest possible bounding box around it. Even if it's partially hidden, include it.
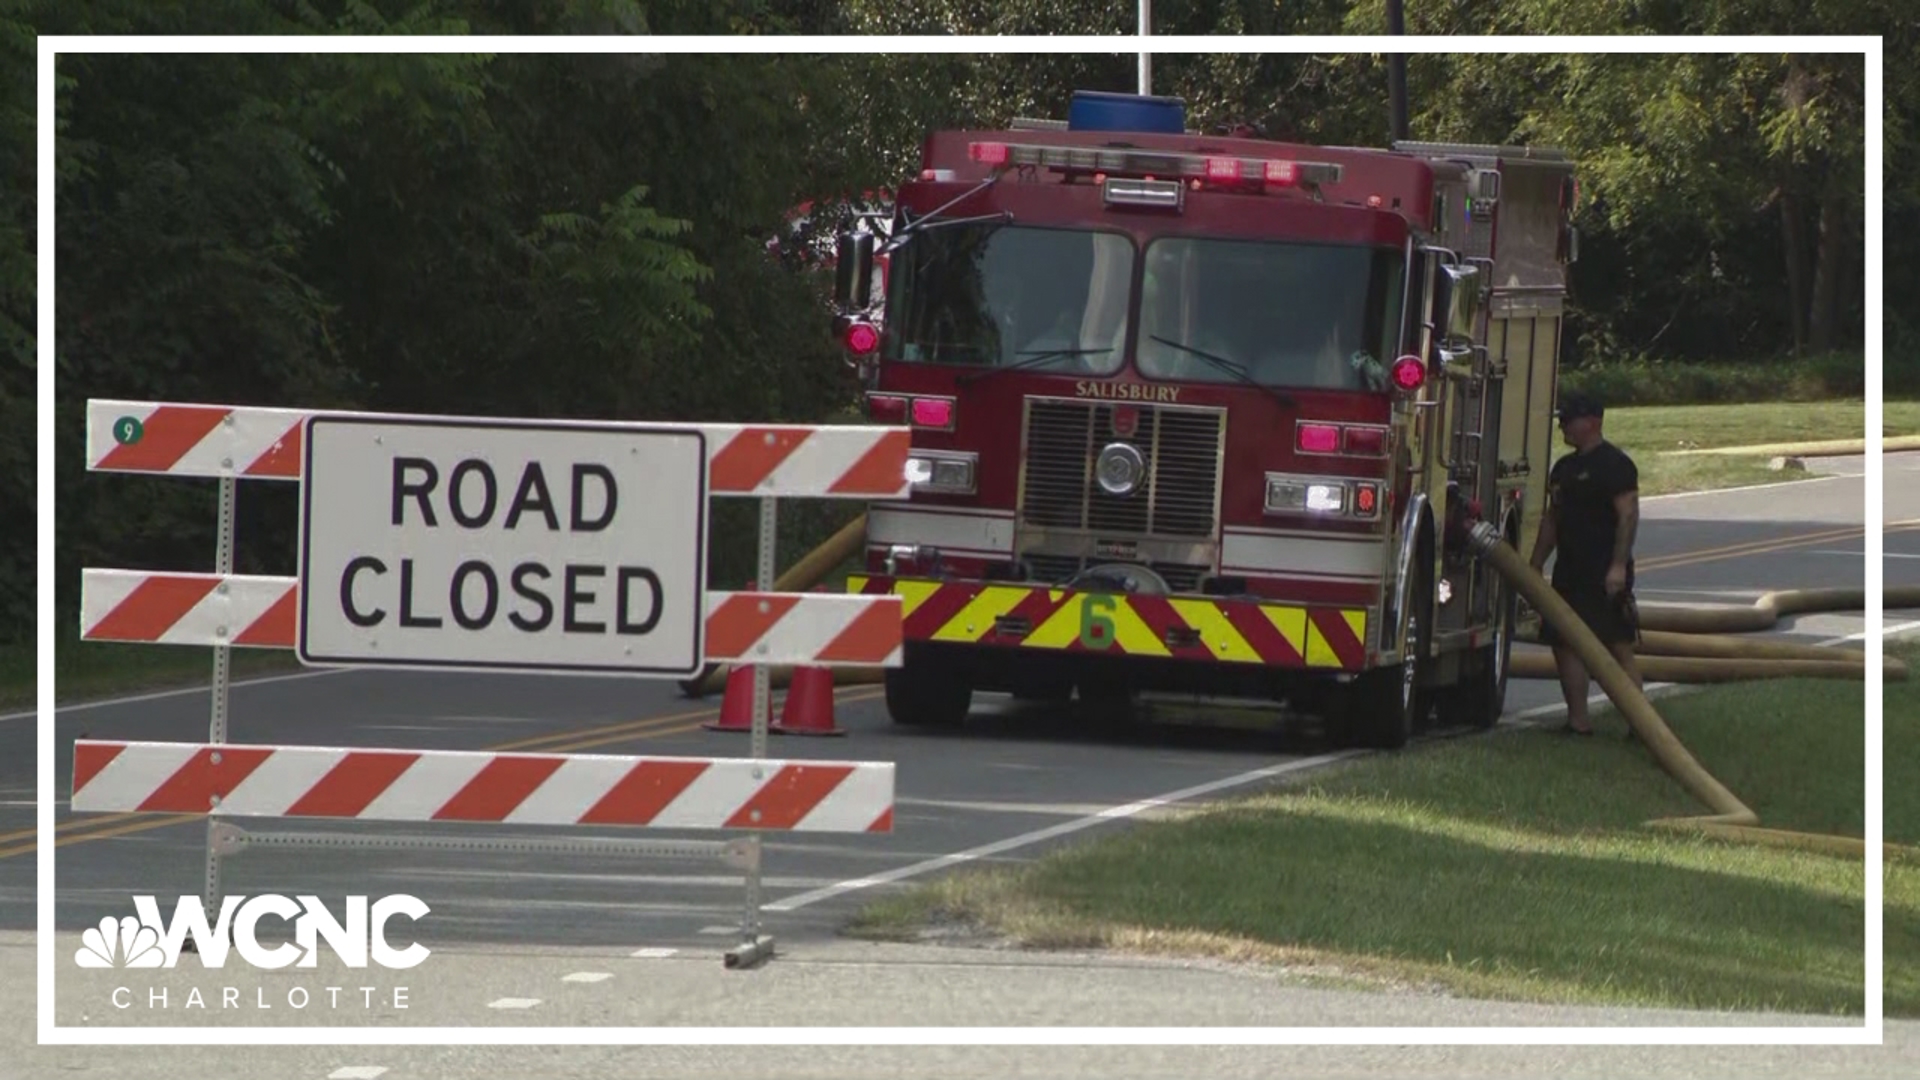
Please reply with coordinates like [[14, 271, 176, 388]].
[[849, 576, 1369, 670]]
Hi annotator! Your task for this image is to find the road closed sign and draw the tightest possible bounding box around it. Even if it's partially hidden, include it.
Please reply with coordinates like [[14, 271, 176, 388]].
[[297, 416, 709, 677]]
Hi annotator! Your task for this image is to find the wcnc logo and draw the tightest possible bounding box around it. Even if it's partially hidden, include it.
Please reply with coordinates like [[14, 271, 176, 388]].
[[74, 895, 431, 971]]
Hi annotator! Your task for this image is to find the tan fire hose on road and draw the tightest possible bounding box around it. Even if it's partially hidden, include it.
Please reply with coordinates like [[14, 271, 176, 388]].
[[1465, 522, 1915, 862], [681, 514, 880, 698], [1509, 584, 1920, 680]]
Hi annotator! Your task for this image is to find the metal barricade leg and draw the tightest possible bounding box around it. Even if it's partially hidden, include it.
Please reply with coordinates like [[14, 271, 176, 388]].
[[727, 493, 778, 969], [187, 474, 236, 954]]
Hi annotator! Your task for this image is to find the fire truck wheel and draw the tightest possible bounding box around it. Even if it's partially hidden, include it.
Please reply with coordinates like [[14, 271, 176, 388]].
[[884, 666, 972, 728], [1439, 571, 1516, 729], [1339, 559, 1433, 750]]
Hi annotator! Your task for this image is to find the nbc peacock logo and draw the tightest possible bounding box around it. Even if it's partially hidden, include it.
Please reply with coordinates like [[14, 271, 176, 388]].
[[75, 915, 167, 969]]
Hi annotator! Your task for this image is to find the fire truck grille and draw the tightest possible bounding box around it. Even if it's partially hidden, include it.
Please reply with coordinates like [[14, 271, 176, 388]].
[[1019, 399, 1224, 540]]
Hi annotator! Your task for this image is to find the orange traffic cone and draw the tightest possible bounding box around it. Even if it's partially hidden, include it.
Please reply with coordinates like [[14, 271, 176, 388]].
[[774, 665, 844, 736], [704, 664, 759, 732]]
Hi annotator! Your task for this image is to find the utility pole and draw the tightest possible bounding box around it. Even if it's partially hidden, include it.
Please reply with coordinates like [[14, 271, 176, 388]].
[[1138, 0, 1151, 95], [1386, 0, 1409, 144]]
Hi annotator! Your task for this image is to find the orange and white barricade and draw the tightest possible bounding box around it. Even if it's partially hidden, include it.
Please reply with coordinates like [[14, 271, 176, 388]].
[[73, 398, 911, 968]]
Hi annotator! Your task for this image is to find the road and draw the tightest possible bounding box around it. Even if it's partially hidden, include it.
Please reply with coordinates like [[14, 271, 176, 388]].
[[1, 452, 1915, 1077]]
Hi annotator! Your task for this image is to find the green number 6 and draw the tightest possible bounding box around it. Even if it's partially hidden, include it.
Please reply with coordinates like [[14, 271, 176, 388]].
[[1079, 594, 1117, 650]]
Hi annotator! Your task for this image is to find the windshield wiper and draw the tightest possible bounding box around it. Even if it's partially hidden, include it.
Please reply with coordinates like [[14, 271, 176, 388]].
[[958, 347, 1114, 386], [885, 173, 1014, 251], [1147, 335, 1296, 409]]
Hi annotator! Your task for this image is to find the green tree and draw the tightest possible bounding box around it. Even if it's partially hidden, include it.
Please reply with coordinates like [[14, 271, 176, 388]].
[[0, 0, 32, 643]]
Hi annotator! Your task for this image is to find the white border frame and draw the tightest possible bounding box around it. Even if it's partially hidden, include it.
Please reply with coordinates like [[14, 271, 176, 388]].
[[37, 33, 1884, 1046]]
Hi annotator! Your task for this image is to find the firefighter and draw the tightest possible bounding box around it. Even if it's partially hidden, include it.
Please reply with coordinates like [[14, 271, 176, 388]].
[[1527, 391, 1643, 736]]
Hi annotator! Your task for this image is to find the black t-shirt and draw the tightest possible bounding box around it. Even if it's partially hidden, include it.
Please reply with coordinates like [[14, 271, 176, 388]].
[[1547, 440, 1638, 588]]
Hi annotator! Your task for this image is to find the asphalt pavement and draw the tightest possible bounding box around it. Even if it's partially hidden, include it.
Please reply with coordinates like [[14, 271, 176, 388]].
[[2, 451, 1915, 1077]]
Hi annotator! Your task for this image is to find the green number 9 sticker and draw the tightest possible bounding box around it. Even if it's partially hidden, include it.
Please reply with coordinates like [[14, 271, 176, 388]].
[[112, 415, 144, 446], [1079, 594, 1117, 650]]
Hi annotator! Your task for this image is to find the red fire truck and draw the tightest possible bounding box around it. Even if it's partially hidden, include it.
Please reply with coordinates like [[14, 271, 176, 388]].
[[831, 91, 1578, 749]]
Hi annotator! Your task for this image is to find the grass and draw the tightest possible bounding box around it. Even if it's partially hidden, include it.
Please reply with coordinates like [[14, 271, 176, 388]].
[[849, 643, 1919, 1018], [0, 638, 305, 712], [1602, 399, 1920, 496]]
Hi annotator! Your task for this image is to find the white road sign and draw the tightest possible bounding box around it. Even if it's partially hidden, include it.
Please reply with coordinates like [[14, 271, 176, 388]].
[[297, 416, 709, 677]]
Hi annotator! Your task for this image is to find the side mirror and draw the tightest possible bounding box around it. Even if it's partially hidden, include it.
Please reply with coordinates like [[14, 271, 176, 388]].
[[1431, 261, 1482, 347], [835, 230, 876, 310]]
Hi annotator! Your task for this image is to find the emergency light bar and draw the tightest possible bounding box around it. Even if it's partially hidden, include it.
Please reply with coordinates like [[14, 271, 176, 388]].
[[967, 141, 1343, 191]]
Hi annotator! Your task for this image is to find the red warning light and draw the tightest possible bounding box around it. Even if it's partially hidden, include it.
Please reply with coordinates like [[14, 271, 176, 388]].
[[1391, 355, 1426, 391], [845, 322, 880, 355]]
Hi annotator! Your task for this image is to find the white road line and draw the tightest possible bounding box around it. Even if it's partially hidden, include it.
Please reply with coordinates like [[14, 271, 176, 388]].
[[0, 666, 351, 722], [1842, 620, 1920, 641], [769, 619, 1917, 915], [766, 749, 1365, 913], [696, 925, 735, 935], [629, 947, 678, 959], [327, 1069, 389, 1080], [485, 997, 540, 1009], [562, 972, 612, 984]]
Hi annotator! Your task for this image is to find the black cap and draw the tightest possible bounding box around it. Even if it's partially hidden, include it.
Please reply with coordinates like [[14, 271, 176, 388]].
[[1556, 392, 1604, 421]]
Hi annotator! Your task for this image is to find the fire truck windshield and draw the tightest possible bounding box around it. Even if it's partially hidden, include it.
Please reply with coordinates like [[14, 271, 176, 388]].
[[883, 224, 1132, 374], [1136, 237, 1401, 392]]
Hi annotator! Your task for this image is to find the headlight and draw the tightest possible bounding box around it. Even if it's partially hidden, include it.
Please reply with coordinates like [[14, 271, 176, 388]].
[[1266, 476, 1307, 512], [1305, 483, 1345, 513], [1265, 473, 1371, 518], [905, 450, 976, 495]]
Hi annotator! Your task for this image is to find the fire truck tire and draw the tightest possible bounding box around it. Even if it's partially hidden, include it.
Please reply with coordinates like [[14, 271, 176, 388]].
[[1438, 556, 1517, 730], [1338, 558, 1434, 750], [883, 666, 971, 728]]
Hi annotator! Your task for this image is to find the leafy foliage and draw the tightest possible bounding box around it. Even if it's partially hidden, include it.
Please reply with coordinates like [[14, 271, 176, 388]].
[[0, 0, 31, 643]]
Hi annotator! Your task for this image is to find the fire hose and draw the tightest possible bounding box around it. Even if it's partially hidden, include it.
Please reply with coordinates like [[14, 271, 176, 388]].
[[679, 514, 882, 699], [1465, 521, 1914, 861]]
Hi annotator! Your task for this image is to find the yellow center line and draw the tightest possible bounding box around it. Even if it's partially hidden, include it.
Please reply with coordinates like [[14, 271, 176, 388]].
[[525, 689, 886, 756], [0, 815, 207, 860], [1637, 525, 1865, 571], [9, 685, 889, 860], [0, 811, 149, 845], [1639, 521, 1920, 574], [487, 704, 732, 752]]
